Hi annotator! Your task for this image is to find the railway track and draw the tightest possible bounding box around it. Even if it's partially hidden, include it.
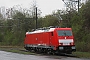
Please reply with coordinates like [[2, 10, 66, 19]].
[[0, 46, 76, 57], [19, 49, 77, 57], [0, 48, 89, 60]]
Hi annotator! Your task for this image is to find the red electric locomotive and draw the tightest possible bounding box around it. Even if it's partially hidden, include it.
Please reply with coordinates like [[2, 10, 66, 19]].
[[24, 27, 76, 54]]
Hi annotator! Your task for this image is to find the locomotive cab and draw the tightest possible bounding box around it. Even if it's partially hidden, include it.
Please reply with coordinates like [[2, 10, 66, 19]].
[[56, 28, 76, 54]]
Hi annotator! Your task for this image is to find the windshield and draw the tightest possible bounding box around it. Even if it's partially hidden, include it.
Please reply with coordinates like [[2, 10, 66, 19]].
[[57, 30, 72, 36]]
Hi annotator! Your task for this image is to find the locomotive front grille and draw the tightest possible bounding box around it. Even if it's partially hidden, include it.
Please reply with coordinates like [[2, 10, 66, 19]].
[[64, 46, 71, 49], [58, 46, 72, 50]]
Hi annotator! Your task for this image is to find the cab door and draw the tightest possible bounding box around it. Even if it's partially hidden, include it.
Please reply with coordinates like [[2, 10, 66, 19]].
[[49, 32, 54, 46]]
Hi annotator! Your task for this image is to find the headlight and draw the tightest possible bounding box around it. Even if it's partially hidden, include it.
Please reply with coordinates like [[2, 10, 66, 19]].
[[59, 47, 64, 50], [72, 46, 75, 49]]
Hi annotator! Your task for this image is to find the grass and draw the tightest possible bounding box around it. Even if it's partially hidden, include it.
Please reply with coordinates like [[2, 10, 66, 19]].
[[73, 51, 90, 58], [0, 46, 36, 55]]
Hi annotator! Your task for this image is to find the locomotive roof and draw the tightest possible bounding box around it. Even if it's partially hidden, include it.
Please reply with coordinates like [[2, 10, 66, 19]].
[[26, 27, 71, 34], [26, 28, 55, 34]]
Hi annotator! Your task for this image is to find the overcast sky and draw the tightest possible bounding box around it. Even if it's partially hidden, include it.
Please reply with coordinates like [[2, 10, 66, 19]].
[[0, 0, 64, 16]]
